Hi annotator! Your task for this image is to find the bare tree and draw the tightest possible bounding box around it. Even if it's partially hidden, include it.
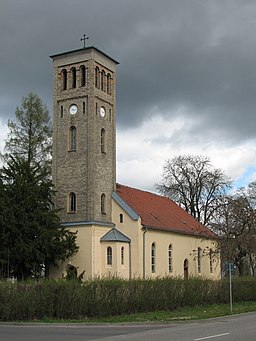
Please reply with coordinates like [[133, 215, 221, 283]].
[[156, 155, 232, 226]]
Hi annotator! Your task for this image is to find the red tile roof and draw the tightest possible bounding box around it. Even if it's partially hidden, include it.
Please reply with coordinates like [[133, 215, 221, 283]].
[[116, 184, 216, 238]]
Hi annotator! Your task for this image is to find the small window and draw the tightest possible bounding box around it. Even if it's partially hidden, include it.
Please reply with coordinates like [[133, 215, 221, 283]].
[[121, 247, 124, 265], [70, 126, 77, 151], [69, 192, 76, 212], [101, 128, 106, 153], [62, 69, 67, 90], [168, 244, 172, 273], [95, 67, 100, 88], [101, 193, 106, 214], [71, 67, 76, 88], [60, 106, 63, 118], [120, 213, 123, 223], [107, 73, 112, 94], [83, 101, 85, 114], [80, 65, 86, 87], [107, 247, 112, 265], [209, 249, 213, 273], [151, 243, 156, 273], [198, 247, 201, 273]]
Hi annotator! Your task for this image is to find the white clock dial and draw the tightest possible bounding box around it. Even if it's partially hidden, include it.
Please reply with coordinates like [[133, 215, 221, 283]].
[[100, 107, 106, 118], [69, 104, 78, 115]]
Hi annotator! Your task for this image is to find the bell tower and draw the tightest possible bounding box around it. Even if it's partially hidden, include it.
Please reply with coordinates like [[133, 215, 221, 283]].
[[50, 46, 118, 225]]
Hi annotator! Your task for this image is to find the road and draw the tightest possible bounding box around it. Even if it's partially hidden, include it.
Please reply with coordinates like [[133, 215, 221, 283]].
[[0, 312, 255, 341]]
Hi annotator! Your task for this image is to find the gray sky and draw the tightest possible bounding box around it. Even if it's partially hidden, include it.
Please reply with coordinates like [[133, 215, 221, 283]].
[[1, 0, 256, 191]]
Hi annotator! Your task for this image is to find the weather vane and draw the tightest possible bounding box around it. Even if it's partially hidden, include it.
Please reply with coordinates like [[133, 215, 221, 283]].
[[80, 34, 89, 48]]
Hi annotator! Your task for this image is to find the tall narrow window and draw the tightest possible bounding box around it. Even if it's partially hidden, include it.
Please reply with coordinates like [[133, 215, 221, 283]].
[[71, 67, 76, 88], [70, 126, 77, 151], [168, 244, 173, 273], [95, 67, 100, 88], [62, 69, 67, 90], [80, 65, 86, 87], [151, 243, 156, 273], [209, 249, 213, 273], [107, 73, 112, 94], [83, 101, 85, 114], [197, 247, 201, 273], [60, 105, 63, 118], [121, 247, 124, 265], [107, 247, 112, 265], [101, 193, 106, 214], [101, 128, 106, 153], [101, 70, 106, 91], [69, 192, 76, 212]]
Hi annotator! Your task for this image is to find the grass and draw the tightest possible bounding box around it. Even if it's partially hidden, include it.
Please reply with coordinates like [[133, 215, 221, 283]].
[[37, 301, 256, 324]]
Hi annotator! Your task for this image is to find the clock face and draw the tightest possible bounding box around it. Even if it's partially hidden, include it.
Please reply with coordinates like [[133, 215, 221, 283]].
[[100, 107, 106, 118], [69, 104, 78, 115]]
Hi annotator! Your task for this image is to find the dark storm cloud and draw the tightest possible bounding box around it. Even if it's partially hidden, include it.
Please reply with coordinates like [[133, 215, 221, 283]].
[[1, 0, 256, 143]]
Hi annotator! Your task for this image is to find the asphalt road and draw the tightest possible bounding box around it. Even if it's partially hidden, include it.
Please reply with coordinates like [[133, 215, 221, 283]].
[[0, 312, 255, 341]]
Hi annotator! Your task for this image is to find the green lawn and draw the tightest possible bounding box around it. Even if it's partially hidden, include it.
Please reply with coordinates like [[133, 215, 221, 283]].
[[39, 301, 256, 323]]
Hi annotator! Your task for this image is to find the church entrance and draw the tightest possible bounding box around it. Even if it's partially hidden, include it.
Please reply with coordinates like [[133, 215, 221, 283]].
[[184, 259, 189, 279]]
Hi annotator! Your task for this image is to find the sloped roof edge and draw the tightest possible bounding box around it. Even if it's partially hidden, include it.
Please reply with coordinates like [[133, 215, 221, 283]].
[[112, 192, 139, 221]]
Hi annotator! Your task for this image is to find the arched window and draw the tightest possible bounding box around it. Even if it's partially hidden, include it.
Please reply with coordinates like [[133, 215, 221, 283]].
[[70, 126, 77, 151], [69, 192, 76, 212], [121, 247, 124, 265], [101, 193, 106, 214], [80, 65, 86, 87], [66, 264, 77, 280], [120, 213, 123, 223], [62, 69, 67, 90], [209, 249, 213, 273], [107, 73, 112, 94], [107, 246, 112, 265], [151, 243, 156, 273], [197, 247, 201, 273], [71, 67, 76, 88], [101, 70, 106, 91], [101, 128, 106, 153], [95, 67, 100, 88], [168, 244, 172, 273]]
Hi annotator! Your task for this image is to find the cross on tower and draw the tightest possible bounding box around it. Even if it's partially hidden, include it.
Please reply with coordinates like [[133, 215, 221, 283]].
[[80, 34, 89, 48]]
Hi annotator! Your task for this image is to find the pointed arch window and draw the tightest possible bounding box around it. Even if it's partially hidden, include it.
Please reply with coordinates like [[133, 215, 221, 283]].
[[197, 247, 202, 273], [107, 246, 112, 265], [101, 128, 106, 153], [95, 67, 100, 88], [62, 69, 67, 90], [151, 243, 156, 273], [71, 67, 76, 88], [101, 70, 106, 91], [101, 193, 106, 214], [80, 65, 86, 87], [70, 126, 77, 151], [69, 192, 76, 212], [107, 73, 112, 94], [168, 244, 173, 273]]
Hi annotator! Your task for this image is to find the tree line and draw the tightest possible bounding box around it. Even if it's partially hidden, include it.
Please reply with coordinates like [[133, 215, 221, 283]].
[[156, 155, 256, 276], [0, 93, 78, 280]]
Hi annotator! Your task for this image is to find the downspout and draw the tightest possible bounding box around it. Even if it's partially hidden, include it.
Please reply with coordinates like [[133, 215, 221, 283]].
[[143, 227, 148, 279], [129, 241, 131, 279]]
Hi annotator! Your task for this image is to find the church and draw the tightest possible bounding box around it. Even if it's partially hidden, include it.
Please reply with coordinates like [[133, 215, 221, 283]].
[[49, 45, 220, 280]]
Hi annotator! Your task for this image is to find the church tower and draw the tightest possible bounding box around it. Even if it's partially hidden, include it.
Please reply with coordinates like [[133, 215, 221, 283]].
[[50, 46, 118, 225]]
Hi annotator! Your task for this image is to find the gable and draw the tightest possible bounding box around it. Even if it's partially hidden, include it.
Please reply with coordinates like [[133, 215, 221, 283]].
[[100, 228, 131, 243], [115, 184, 216, 238]]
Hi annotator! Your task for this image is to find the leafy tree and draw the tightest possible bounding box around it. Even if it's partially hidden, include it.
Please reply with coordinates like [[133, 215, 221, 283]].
[[0, 93, 78, 280], [156, 155, 232, 226], [3, 92, 52, 169]]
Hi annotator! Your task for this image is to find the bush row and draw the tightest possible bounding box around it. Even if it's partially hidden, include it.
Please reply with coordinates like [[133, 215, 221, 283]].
[[0, 276, 255, 321]]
